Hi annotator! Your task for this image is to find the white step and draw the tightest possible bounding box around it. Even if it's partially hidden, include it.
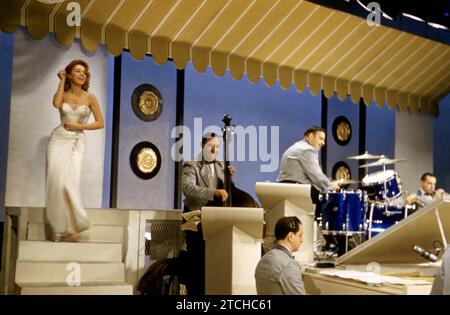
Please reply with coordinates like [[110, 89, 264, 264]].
[[26, 208, 135, 225], [18, 241, 122, 262], [20, 284, 133, 295], [16, 261, 125, 287], [27, 223, 124, 243]]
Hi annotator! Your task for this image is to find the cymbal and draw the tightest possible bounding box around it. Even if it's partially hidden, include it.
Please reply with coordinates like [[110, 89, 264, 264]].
[[347, 152, 383, 160], [335, 179, 360, 185], [359, 157, 407, 168]]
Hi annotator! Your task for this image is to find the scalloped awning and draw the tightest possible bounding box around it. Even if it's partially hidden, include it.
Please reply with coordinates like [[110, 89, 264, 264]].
[[1, 0, 449, 115]]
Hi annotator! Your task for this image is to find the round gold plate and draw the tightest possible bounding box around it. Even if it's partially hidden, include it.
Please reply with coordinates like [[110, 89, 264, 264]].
[[131, 84, 164, 121], [332, 116, 352, 145], [130, 142, 162, 180]]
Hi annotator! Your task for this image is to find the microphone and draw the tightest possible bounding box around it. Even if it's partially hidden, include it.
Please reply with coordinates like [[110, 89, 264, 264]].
[[413, 245, 438, 262]]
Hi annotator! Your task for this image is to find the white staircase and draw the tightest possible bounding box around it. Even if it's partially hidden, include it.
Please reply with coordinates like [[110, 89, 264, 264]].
[[2, 207, 183, 295], [14, 208, 135, 295]]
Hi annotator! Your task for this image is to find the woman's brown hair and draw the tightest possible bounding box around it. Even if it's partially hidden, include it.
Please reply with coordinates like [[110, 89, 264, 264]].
[[64, 59, 90, 91]]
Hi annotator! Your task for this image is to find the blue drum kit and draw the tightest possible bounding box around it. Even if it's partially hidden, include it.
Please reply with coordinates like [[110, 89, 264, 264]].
[[319, 152, 409, 243]]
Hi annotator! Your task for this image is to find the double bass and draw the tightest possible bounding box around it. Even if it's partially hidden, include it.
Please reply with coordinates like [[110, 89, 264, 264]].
[[212, 114, 260, 208]]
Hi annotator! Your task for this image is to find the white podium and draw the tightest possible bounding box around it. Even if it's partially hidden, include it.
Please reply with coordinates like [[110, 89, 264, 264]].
[[255, 182, 315, 263], [201, 206, 264, 295]]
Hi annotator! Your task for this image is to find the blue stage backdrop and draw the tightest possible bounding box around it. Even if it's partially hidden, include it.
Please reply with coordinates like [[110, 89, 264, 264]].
[[116, 52, 176, 209], [366, 101, 395, 162], [183, 63, 322, 201], [0, 33, 14, 222]]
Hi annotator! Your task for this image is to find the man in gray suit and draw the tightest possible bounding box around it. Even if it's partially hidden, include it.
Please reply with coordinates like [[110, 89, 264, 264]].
[[278, 126, 340, 254], [181, 132, 235, 295], [416, 173, 446, 207], [255, 216, 306, 295], [278, 126, 339, 194]]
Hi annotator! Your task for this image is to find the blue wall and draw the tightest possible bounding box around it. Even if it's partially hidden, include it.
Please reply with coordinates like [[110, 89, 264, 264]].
[[0, 33, 14, 221], [184, 64, 322, 200], [366, 101, 395, 166], [116, 52, 177, 209], [434, 94, 450, 192], [326, 95, 360, 181]]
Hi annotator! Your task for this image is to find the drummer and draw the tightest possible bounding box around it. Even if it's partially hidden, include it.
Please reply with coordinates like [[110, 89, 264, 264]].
[[278, 126, 341, 254], [278, 126, 340, 209]]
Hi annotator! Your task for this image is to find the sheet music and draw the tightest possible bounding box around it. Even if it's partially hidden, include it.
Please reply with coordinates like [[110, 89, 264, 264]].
[[319, 270, 432, 286]]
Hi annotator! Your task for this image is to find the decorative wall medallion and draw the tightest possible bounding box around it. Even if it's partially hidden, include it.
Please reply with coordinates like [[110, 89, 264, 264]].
[[130, 142, 162, 180], [332, 116, 352, 145], [131, 84, 164, 121]]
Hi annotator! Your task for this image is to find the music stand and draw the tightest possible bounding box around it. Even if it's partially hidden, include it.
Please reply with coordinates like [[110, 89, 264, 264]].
[[201, 206, 264, 294], [255, 182, 315, 263]]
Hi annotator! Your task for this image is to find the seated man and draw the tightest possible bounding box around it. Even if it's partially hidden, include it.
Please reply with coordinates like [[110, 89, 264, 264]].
[[390, 175, 422, 212], [254, 216, 306, 295], [416, 173, 446, 207]]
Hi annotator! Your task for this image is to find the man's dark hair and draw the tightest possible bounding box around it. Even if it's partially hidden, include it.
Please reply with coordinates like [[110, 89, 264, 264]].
[[201, 132, 218, 147], [304, 126, 326, 137], [420, 172, 435, 182], [274, 216, 302, 240]]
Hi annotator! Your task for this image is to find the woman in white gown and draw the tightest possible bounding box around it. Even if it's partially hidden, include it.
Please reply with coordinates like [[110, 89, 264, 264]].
[[46, 59, 104, 242]]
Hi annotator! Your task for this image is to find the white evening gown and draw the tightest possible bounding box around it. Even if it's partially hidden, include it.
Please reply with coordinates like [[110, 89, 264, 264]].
[[46, 102, 91, 235]]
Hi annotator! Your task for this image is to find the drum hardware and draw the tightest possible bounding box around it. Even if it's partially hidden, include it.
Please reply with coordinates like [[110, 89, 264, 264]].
[[383, 211, 402, 216]]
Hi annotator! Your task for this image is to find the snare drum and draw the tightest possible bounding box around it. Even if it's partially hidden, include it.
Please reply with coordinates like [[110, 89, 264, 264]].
[[362, 170, 401, 201], [367, 203, 407, 238], [319, 190, 367, 235]]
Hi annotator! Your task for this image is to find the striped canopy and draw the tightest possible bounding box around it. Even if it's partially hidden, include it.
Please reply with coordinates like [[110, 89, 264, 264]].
[[1, 0, 449, 115]]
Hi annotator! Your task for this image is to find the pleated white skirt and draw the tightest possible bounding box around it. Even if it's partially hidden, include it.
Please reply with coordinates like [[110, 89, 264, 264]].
[[46, 126, 90, 234]]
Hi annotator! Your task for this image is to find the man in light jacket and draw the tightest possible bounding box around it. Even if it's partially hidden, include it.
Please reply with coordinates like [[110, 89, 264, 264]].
[[255, 216, 306, 295]]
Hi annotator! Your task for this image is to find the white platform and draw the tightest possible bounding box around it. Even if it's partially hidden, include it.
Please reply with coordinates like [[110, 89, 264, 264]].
[[17, 241, 122, 263], [20, 284, 133, 295], [16, 261, 125, 286], [27, 223, 124, 243]]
